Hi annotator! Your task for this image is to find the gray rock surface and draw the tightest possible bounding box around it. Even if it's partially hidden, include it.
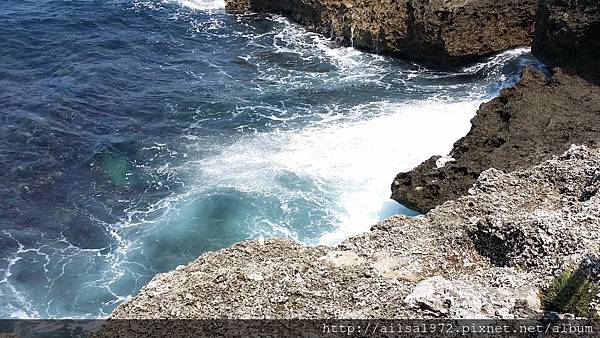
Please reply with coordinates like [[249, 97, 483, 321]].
[[107, 146, 600, 320], [224, 0, 536, 65], [404, 276, 540, 319], [392, 67, 600, 213]]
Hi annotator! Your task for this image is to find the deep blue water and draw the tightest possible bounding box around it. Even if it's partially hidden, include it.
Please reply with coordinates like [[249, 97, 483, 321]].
[[0, 0, 541, 318]]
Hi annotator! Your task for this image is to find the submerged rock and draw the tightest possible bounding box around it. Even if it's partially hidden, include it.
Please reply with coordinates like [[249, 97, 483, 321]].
[[392, 67, 600, 213], [225, 0, 536, 66], [104, 146, 600, 322]]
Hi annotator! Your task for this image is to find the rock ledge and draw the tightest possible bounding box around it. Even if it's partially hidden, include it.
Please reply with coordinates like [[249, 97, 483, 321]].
[[225, 0, 536, 65], [392, 68, 600, 213], [108, 146, 600, 320]]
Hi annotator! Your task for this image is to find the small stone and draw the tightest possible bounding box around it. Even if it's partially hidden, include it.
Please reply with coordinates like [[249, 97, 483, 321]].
[[496, 307, 511, 319], [246, 272, 264, 281]]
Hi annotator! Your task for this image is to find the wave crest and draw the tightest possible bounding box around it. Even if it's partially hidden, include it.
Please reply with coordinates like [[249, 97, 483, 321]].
[[178, 0, 225, 10]]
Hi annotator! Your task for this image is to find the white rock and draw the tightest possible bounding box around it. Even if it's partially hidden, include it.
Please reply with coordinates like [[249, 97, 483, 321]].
[[246, 272, 264, 281], [436, 156, 456, 168]]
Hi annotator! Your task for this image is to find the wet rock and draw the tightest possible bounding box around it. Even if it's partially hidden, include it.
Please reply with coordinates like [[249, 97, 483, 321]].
[[533, 0, 600, 84], [392, 68, 600, 213], [225, 0, 536, 66]]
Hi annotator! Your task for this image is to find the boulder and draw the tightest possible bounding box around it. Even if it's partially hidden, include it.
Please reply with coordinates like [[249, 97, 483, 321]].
[[404, 276, 541, 319]]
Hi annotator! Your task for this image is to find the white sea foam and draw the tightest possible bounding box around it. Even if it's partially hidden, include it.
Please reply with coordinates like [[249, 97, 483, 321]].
[[196, 99, 480, 245], [135, 9, 531, 247], [177, 0, 225, 10], [461, 47, 531, 74], [0, 3, 535, 319]]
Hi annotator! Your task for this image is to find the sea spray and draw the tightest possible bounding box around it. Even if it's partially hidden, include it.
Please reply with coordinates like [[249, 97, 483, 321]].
[[0, 0, 541, 318]]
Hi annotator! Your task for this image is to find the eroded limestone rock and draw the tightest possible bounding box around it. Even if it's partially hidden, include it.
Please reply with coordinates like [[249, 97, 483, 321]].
[[225, 0, 536, 65]]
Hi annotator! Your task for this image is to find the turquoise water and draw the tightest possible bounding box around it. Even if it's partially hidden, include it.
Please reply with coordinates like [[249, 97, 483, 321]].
[[0, 0, 540, 318]]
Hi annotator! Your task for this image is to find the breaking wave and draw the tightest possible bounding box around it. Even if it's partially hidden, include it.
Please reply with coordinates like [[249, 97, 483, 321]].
[[0, 0, 541, 318]]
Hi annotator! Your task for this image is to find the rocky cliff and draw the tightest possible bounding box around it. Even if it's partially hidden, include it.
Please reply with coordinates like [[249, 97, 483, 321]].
[[101, 0, 600, 326], [225, 0, 536, 65], [534, 0, 600, 84], [104, 146, 600, 324], [392, 0, 600, 212], [392, 68, 600, 213]]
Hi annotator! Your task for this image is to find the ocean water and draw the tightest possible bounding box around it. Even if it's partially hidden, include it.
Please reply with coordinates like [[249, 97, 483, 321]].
[[0, 0, 541, 318]]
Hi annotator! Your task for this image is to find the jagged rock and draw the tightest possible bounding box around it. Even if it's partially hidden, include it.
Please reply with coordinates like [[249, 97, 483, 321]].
[[468, 146, 600, 272], [392, 0, 600, 212], [103, 146, 600, 323], [404, 276, 540, 319], [224, 0, 536, 66], [533, 0, 600, 84], [392, 68, 600, 213]]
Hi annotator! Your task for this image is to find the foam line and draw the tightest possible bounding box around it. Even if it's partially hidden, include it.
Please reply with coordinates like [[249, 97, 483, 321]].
[[177, 0, 225, 10], [196, 100, 480, 245]]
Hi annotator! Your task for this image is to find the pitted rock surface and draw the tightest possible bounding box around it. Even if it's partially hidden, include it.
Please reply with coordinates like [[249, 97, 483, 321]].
[[107, 146, 600, 320]]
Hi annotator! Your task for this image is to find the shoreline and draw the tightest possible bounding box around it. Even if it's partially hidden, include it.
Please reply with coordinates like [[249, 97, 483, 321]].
[[224, 0, 536, 67], [103, 0, 600, 323], [104, 145, 600, 320]]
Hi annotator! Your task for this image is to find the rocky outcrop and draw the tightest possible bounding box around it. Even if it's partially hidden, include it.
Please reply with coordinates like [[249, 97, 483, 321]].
[[95, 2, 600, 329], [533, 0, 600, 84], [404, 276, 541, 319], [225, 0, 536, 65], [392, 0, 600, 213], [104, 146, 600, 323], [392, 67, 600, 213]]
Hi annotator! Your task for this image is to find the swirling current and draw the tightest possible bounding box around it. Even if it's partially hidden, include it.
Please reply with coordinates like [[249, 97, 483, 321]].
[[0, 0, 542, 318]]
